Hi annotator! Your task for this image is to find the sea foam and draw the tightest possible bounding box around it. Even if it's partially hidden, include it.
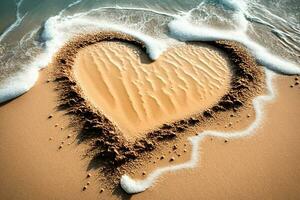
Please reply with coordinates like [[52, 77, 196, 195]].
[[0, 67, 38, 103]]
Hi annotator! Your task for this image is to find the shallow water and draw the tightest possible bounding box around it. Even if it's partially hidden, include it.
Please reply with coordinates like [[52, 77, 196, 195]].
[[0, 0, 299, 101]]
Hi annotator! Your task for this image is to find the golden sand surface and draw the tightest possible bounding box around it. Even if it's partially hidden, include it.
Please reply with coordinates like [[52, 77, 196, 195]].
[[0, 66, 299, 199], [0, 68, 102, 200], [73, 41, 231, 138]]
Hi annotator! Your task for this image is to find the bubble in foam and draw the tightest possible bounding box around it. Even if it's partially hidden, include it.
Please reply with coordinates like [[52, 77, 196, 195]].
[[120, 70, 276, 194]]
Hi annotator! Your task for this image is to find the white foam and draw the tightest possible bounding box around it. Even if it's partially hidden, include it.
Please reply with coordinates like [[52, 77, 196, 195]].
[[0, 67, 38, 103], [120, 69, 276, 194]]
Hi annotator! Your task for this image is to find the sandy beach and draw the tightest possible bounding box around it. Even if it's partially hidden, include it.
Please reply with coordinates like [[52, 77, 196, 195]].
[[1, 66, 299, 199], [1, 0, 300, 199], [0, 32, 299, 199]]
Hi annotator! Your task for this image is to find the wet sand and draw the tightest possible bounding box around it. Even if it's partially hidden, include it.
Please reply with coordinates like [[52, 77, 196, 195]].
[[73, 41, 231, 138]]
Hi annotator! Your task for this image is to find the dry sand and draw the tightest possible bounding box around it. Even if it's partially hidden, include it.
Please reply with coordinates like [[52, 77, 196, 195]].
[[73, 41, 231, 138], [0, 67, 103, 200]]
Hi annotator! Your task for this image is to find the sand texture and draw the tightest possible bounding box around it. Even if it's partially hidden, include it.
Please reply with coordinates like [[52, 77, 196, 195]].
[[0, 68, 299, 199], [74, 41, 231, 138], [131, 76, 300, 200], [51, 32, 264, 182], [0, 68, 102, 200]]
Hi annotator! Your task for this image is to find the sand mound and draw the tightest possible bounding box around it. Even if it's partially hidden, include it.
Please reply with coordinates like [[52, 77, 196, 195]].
[[73, 41, 231, 138]]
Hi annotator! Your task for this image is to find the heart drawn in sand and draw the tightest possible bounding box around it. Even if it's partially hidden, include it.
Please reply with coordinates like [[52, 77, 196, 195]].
[[72, 41, 231, 139], [53, 32, 262, 191], [54, 32, 261, 175]]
